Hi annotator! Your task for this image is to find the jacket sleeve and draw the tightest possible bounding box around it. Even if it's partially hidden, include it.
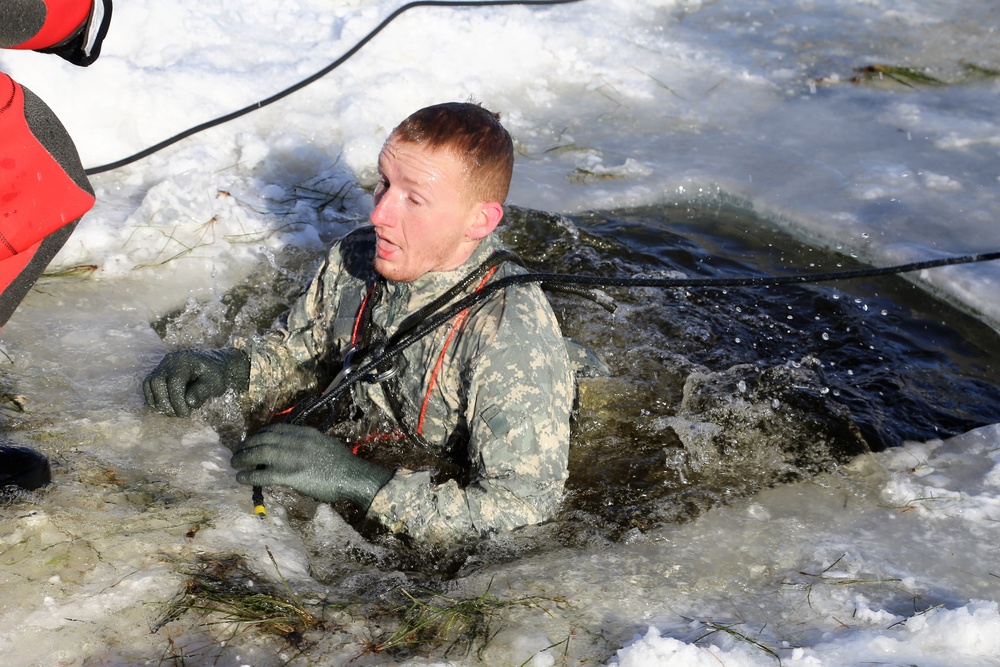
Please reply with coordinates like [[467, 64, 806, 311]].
[[2, 0, 92, 51], [235, 250, 341, 412], [367, 283, 574, 543]]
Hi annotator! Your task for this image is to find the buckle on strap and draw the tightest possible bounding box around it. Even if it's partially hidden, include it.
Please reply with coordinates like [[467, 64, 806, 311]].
[[324, 344, 398, 394], [359, 344, 400, 383]]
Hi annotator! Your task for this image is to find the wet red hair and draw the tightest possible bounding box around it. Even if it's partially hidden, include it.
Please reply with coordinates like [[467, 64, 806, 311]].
[[390, 102, 514, 205]]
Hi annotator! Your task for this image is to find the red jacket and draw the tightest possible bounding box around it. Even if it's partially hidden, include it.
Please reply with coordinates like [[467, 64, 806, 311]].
[[0, 73, 94, 325]]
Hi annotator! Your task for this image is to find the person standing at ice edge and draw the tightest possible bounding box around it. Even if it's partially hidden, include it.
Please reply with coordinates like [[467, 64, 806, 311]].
[[144, 102, 575, 544], [0, 0, 113, 490]]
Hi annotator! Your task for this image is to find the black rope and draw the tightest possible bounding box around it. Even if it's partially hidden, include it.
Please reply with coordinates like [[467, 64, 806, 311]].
[[254, 247, 521, 515], [286, 249, 521, 426], [83, 0, 587, 176], [288, 249, 1000, 424], [360, 249, 522, 363]]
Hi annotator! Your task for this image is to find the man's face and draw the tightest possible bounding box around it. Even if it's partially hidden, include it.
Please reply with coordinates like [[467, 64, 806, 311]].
[[370, 137, 483, 283]]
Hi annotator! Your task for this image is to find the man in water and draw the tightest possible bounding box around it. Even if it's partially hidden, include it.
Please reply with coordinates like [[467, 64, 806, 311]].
[[0, 0, 113, 491], [144, 102, 574, 544]]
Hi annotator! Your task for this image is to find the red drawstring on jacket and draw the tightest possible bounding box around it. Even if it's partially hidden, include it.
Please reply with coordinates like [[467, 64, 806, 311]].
[[346, 265, 500, 450], [417, 266, 499, 435]]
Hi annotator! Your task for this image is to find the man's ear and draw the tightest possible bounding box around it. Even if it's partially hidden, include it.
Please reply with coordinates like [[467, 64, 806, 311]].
[[468, 201, 504, 240]]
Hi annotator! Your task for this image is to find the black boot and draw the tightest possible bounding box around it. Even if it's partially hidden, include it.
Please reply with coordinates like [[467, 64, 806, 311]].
[[0, 445, 51, 491]]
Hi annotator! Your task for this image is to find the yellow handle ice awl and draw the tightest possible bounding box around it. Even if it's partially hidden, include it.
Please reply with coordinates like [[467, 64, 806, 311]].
[[252, 485, 266, 519]]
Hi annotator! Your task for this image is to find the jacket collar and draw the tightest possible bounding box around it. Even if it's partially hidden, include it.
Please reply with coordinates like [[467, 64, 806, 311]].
[[381, 235, 502, 312]]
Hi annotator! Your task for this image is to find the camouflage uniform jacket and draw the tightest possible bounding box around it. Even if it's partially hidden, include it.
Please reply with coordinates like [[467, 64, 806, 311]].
[[237, 227, 574, 543]]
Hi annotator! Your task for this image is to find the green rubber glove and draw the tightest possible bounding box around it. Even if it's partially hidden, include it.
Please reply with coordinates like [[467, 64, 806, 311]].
[[231, 423, 393, 510], [143, 348, 250, 417]]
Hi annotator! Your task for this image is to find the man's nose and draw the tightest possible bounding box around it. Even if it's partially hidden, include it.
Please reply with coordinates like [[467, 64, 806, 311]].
[[370, 193, 394, 226]]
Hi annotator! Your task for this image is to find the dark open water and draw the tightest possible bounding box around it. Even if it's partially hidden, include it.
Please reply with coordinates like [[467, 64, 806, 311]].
[[501, 202, 1000, 543], [159, 200, 1000, 571]]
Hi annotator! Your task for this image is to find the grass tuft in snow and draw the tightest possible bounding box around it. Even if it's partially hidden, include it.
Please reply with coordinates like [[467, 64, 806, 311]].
[[154, 548, 321, 644], [357, 578, 558, 660]]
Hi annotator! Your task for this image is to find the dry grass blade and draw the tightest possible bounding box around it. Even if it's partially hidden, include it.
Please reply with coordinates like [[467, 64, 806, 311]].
[[694, 620, 783, 665], [852, 64, 945, 87], [42, 264, 100, 278], [960, 62, 1000, 80]]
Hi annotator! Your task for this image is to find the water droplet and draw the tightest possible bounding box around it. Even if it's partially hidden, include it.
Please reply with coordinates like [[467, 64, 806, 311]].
[[821, 332, 830, 340], [737, 380, 747, 393]]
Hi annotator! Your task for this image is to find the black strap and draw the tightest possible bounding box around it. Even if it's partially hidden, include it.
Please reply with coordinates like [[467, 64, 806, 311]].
[[382, 249, 521, 445], [290, 249, 522, 430], [386, 250, 521, 347], [292, 248, 1000, 427]]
